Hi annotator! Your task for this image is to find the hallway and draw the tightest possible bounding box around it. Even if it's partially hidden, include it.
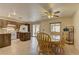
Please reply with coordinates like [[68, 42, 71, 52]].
[[0, 37, 78, 55]]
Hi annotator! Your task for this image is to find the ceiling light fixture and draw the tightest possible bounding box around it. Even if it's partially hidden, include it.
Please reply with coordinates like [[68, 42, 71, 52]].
[[8, 9, 16, 17], [8, 13, 11, 17], [48, 15, 54, 19], [13, 10, 16, 16]]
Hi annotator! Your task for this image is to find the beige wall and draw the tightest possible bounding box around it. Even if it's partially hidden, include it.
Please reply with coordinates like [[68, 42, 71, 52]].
[[39, 17, 73, 35], [73, 10, 79, 50]]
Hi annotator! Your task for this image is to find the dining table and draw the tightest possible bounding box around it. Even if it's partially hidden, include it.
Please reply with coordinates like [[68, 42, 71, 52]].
[[51, 39, 64, 55]]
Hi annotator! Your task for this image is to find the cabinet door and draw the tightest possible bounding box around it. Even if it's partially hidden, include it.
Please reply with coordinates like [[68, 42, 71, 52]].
[[0, 20, 3, 28], [27, 33, 30, 40], [0, 34, 3, 48], [3, 20, 7, 28], [3, 34, 11, 47]]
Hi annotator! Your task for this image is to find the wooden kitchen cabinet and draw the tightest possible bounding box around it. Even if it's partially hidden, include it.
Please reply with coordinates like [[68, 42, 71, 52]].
[[3, 34, 11, 47], [17, 23, 31, 41], [17, 32, 30, 41], [0, 34, 4, 48], [0, 33, 11, 48]]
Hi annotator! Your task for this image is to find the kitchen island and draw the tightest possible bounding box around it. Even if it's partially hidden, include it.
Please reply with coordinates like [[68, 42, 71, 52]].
[[0, 33, 11, 48]]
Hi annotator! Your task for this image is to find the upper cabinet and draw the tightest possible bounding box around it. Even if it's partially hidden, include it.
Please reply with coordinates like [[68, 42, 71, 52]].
[[0, 19, 30, 32]]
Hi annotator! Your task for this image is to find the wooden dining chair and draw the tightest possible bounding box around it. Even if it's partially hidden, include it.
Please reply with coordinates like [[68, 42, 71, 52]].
[[37, 32, 65, 55], [58, 38, 65, 54], [37, 32, 55, 55], [53, 34, 65, 55]]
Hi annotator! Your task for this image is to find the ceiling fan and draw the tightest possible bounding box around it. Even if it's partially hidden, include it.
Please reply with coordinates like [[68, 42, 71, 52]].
[[41, 8, 60, 19]]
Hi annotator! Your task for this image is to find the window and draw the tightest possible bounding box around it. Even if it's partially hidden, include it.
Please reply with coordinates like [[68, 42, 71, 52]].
[[50, 22, 61, 41], [32, 24, 40, 36], [52, 35, 60, 41], [51, 23, 61, 32]]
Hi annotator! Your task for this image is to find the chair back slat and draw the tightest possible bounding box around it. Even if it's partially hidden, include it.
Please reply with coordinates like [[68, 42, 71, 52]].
[[37, 32, 53, 54]]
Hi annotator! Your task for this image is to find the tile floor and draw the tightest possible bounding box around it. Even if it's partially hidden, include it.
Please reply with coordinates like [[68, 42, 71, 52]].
[[0, 37, 79, 55]]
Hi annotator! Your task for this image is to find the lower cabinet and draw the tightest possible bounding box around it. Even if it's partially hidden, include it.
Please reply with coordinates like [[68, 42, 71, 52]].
[[0, 35, 4, 48], [0, 34, 11, 48], [17, 32, 30, 41]]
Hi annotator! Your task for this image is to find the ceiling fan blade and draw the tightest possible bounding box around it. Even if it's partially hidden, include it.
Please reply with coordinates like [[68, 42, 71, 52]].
[[54, 11, 60, 14], [44, 12, 49, 15], [41, 15, 46, 17], [40, 13, 46, 15], [54, 15, 59, 17]]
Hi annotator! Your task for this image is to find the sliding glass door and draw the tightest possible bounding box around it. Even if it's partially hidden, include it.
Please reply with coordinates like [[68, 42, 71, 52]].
[[32, 24, 40, 36]]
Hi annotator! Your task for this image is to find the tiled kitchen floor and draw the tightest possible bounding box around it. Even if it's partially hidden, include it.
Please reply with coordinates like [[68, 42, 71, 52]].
[[0, 37, 79, 55]]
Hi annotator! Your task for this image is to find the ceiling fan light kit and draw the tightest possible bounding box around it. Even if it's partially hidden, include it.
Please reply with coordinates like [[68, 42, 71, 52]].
[[42, 8, 60, 19], [48, 15, 54, 19]]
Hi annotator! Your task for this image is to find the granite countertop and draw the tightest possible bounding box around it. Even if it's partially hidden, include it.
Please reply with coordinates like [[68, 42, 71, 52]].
[[17, 31, 30, 33], [0, 32, 11, 34]]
